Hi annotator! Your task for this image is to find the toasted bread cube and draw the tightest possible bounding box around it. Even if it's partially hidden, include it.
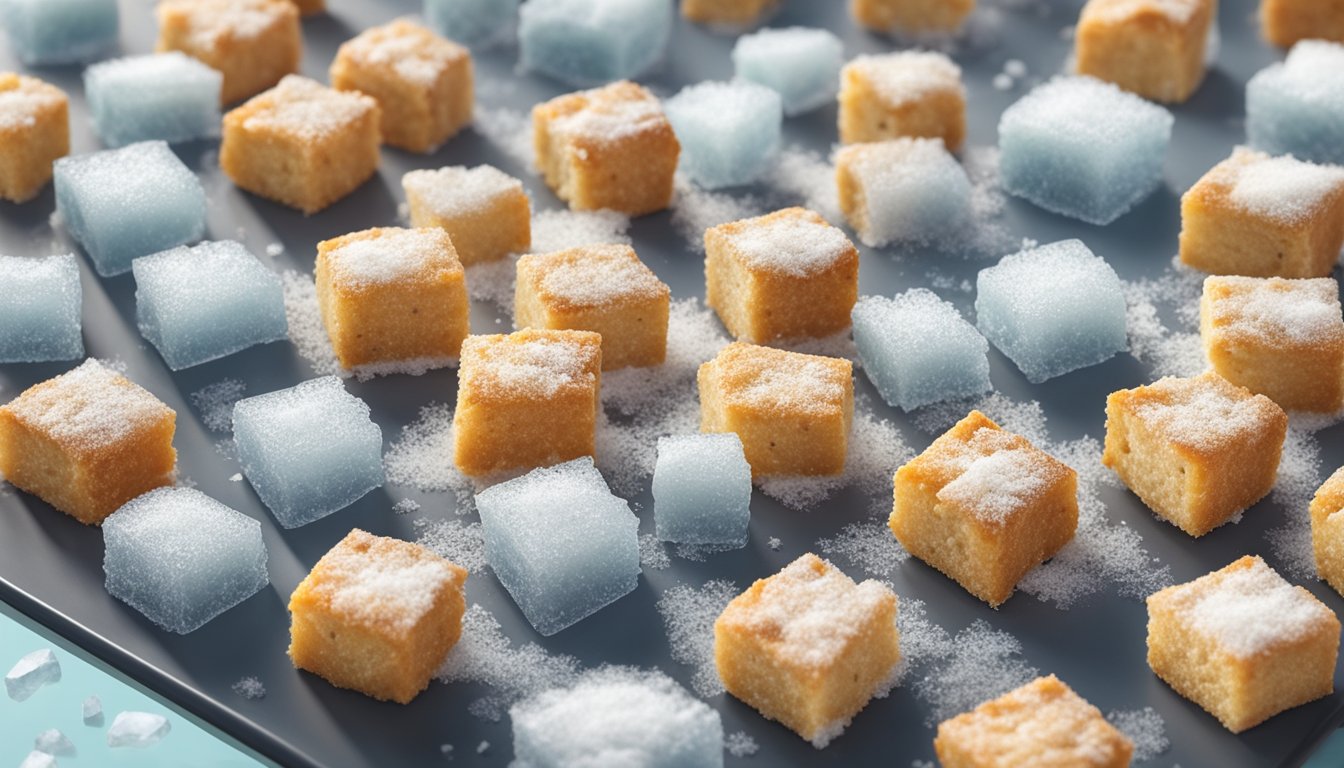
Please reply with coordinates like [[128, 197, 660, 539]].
[[681, 0, 778, 25], [330, 19, 472, 154], [839, 51, 966, 150], [1179, 148, 1344, 278], [890, 410, 1078, 607], [0, 360, 176, 525], [532, 81, 680, 217], [935, 675, 1134, 768], [1260, 0, 1344, 47], [1147, 555, 1339, 732], [1102, 371, 1287, 537], [402, 165, 531, 266], [0, 74, 69, 203], [315, 227, 469, 374], [850, 0, 975, 34], [452, 328, 602, 476], [1200, 275, 1344, 413], [288, 529, 467, 704], [705, 207, 859, 344], [1076, 0, 1216, 103], [699, 342, 853, 478], [714, 553, 900, 747], [155, 0, 301, 105], [515, 244, 670, 370], [221, 75, 381, 214], [1313, 467, 1344, 598]]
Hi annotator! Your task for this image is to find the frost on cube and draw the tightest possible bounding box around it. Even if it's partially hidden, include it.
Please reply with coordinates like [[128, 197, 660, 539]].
[[835, 138, 971, 248], [452, 328, 602, 476], [0, 360, 177, 525], [664, 81, 781, 190], [54, 141, 206, 277], [315, 227, 469, 374], [510, 669, 724, 768], [1, 0, 118, 66], [935, 675, 1134, 767], [1259, 0, 1344, 49], [519, 0, 672, 87], [998, 76, 1173, 225], [714, 553, 900, 748], [155, 0, 299, 105], [1200, 275, 1344, 413], [426, 0, 519, 47], [133, 241, 287, 370], [852, 290, 990, 412], [1146, 556, 1340, 732], [891, 410, 1078, 607], [103, 487, 268, 634], [698, 342, 853, 478], [1102, 371, 1287, 537], [403, 165, 531, 266], [330, 19, 473, 153], [850, 0, 975, 35], [1312, 467, 1344, 599], [652, 433, 751, 546], [514, 243, 670, 370], [704, 207, 859, 344], [0, 74, 70, 204], [221, 76, 382, 215], [732, 27, 843, 116], [288, 529, 468, 704], [476, 457, 639, 636], [974, 239, 1128, 383], [1247, 41, 1344, 166], [232, 376, 384, 528], [5, 649, 60, 702], [533, 80, 680, 216], [838, 52, 966, 151], [84, 53, 222, 148], [0, 255, 82, 364], [1076, 0, 1217, 104]]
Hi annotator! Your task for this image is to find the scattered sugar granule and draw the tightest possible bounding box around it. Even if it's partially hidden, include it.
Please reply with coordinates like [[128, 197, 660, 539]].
[[473, 105, 532, 166], [815, 521, 909, 579], [231, 676, 266, 700], [476, 741, 489, 754], [1107, 707, 1170, 762], [382, 402, 475, 511], [1267, 424, 1325, 580], [280, 270, 344, 378], [912, 619, 1039, 725], [725, 730, 759, 757], [189, 378, 246, 433], [673, 541, 740, 562], [392, 498, 421, 515], [671, 176, 763, 253], [762, 146, 842, 223], [655, 580, 738, 699], [993, 73, 1013, 90], [530, 208, 631, 254], [463, 255, 519, 310], [415, 518, 486, 573], [1004, 59, 1027, 78], [638, 533, 671, 571], [437, 604, 581, 719], [767, 537, 782, 551], [229, 473, 242, 482], [265, 242, 284, 257]]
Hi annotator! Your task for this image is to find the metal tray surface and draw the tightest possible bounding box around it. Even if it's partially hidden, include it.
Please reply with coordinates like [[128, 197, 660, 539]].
[[3, 0, 1344, 766]]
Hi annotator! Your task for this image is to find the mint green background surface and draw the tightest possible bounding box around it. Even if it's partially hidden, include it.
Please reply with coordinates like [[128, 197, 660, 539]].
[[1, 603, 268, 768]]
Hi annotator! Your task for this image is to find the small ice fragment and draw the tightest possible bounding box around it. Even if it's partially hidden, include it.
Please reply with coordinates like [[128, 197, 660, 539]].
[[6, 649, 61, 702], [82, 695, 103, 726], [106, 711, 170, 748]]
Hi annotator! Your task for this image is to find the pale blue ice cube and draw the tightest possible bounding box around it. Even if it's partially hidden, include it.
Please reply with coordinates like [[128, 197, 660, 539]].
[[1, 0, 118, 65], [732, 26, 843, 116], [652, 434, 750, 546], [853, 289, 992, 411], [54, 141, 206, 277], [232, 377, 384, 528], [998, 76, 1173, 225], [476, 457, 639, 636], [103, 487, 268, 634], [85, 52, 222, 148], [840, 138, 971, 248], [510, 668, 724, 768], [34, 728, 74, 756], [664, 81, 781, 190], [133, 241, 287, 370], [1246, 40, 1344, 166], [519, 0, 672, 87], [975, 240, 1128, 383], [5, 649, 60, 702], [0, 255, 82, 363], [425, 0, 518, 47], [106, 712, 170, 748]]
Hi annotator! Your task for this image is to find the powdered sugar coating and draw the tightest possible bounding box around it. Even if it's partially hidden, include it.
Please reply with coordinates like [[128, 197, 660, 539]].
[[1220, 149, 1344, 225], [546, 81, 668, 144], [845, 51, 963, 106], [460, 330, 600, 400], [1130, 372, 1284, 454], [529, 244, 666, 308], [724, 208, 854, 278], [160, 0, 293, 49], [1161, 556, 1335, 658], [402, 165, 523, 218], [0, 75, 64, 131], [337, 19, 468, 88], [3, 360, 173, 453], [1084, 0, 1201, 24], [323, 228, 456, 289], [240, 75, 378, 142], [938, 448, 1060, 525], [1203, 276, 1344, 347], [710, 343, 851, 418]]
